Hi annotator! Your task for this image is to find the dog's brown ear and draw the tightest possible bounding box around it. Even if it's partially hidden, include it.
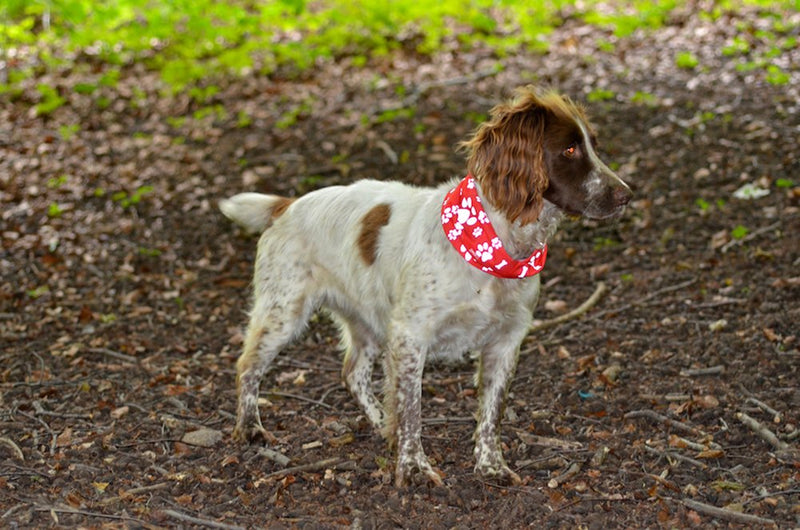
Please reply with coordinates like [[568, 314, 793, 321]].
[[461, 88, 550, 225]]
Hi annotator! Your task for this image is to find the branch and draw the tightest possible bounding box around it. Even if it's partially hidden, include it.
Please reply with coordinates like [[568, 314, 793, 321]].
[[262, 457, 343, 480], [530, 282, 607, 333], [736, 412, 789, 451], [161, 509, 245, 530], [624, 409, 705, 436], [673, 497, 776, 526]]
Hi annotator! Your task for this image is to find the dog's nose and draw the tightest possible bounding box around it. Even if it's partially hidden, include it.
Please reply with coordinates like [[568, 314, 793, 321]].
[[614, 186, 633, 206]]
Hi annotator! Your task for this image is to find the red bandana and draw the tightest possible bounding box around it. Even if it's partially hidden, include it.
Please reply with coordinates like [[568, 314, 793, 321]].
[[441, 176, 547, 279]]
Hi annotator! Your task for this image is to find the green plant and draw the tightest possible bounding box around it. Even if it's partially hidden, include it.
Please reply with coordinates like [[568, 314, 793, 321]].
[[27, 285, 50, 299], [113, 185, 154, 208], [587, 88, 615, 102], [775, 178, 794, 188], [676, 51, 699, 69], [765, 65, 790, 85], [630, 91, 658, 107], [58, 124, 80, 140], [47, 203, 64, 218], [731, 225, 749, 240], [47, 174, 69, 188], [35, 84, 66, 115]]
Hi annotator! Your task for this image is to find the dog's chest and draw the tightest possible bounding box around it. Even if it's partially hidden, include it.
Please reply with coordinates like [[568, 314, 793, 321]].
[[425, 278, 540, 362]]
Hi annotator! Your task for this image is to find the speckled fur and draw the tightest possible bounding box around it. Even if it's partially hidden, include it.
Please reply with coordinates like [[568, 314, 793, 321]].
[[220, 86, 632, 487]]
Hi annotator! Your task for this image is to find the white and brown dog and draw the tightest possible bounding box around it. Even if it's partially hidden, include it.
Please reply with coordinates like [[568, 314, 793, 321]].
[[220, 86, 632, 486]]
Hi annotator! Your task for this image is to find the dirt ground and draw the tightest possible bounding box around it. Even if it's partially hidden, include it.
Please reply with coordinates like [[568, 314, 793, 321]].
[[2, 6, 799, 529]]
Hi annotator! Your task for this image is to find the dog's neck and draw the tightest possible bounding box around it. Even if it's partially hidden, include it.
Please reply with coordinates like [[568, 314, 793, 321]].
[[478, 189, 563, 261]]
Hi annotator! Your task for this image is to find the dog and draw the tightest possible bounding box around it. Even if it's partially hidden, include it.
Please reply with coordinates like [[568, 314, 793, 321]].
[[220, 86, 632, 487]]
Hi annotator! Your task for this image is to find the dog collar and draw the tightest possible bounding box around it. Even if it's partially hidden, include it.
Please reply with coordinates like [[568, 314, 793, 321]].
[[441, 176, 547, 279]]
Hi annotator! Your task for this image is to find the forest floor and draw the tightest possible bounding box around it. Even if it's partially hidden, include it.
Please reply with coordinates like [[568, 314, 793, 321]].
[[2, 6, 799, 529]]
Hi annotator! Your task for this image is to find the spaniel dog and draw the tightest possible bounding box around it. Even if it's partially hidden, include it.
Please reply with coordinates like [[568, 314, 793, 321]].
[[220, 86, 632, 487]]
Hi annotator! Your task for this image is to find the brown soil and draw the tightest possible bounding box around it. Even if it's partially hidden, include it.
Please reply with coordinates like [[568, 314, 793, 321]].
[[2, 7, 799, 529]]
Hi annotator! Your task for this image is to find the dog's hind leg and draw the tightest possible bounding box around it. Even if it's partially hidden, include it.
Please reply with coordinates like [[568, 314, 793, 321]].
[[338, 315, 385, 431], [233, 270, 316, 443]]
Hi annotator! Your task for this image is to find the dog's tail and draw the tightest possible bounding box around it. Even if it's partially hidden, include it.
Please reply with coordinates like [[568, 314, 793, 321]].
[[219, 193, 293, 234]]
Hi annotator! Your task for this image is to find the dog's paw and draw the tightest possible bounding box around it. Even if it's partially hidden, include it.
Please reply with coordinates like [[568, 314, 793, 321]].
[[474, 461, 522, 485], [395, 454, 444, 488], [232, 421, 275, 444]]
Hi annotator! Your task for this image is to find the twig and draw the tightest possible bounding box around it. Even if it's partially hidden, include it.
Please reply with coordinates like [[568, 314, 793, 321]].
[[530, 282, 607, 333], [87, 347, 139, 364], [720, 220, 781, 253], [625, 409, 705, 436], [33, 506, 147, 525], [161, 509, 245, 530], [262, 457, 343, 480], [423, 416, 475, 425], [258, 447, 291, 467], [518, 432, 583, 451], [743, 488, 800, 506], [669, 435, 722, 451], [736, 412, 789, 451], [33, 400, 92, 420], [266, 391, 334, 409], [547, 462, 581, 488], [16, 410, 57, 456], [0, 437, 24, 460], [643, 444, 707, 469], [679, 365, 725, 377], [593, 278, 696, 320], [1, 504, 26, 520], [672, 497, 776, 526], [745, 398, 782, 423]]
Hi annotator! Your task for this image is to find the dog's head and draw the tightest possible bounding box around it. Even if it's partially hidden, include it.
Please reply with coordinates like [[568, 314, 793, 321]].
[[461, 86, 632, 224]]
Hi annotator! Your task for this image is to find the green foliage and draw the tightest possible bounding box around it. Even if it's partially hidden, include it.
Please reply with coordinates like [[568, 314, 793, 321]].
[[112, 185, 154, 208], [775, 178, 793, 188], [2, 0, 798, 101], [675, 51, 699, 69], [731, 225, 749, 240], [587, 88, 615, 102], [35, 84, 66, 115], [47, 202, 64, 218]]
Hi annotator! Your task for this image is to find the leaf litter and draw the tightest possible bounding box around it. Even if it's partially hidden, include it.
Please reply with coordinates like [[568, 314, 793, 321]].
[[2, 5, 800, 529]]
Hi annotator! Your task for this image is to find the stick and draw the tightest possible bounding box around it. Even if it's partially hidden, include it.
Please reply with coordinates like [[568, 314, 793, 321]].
[[736, 412, 789, 451], [593, 278, 696, 320], [0, 437, 24, 461], [87, 347, 139, 364], [530, 282, 607, 332], [266, 391, 334, 409], [674, 497, 776, 526], [33, 506, 147, 525], [720, 220, 781, 253], [547, 462, 581, 488], [745, 398, 782, 423], [679, 365, 725, 377], [625, 410, 705, 436], [643, 445, 707, 469], [262, 457, 343, 480], [161, 509, 245, 530]]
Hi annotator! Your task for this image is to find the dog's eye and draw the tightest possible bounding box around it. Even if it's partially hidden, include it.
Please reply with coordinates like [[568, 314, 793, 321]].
[[562, 144, 578, 158]]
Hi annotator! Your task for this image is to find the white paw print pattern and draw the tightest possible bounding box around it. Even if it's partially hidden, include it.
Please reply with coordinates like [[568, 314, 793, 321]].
[[441, 176, 548, 279]]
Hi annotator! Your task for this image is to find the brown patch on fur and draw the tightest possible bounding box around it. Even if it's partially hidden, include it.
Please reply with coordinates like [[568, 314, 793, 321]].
[[460, 86, 587, 225], [357, 203, 391, 265], [272, 197, 295, 219]]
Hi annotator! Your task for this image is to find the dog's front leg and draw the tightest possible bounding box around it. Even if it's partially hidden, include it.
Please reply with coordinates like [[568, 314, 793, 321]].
[[384, 336, 442, 487], [474, 340, 523, 484]]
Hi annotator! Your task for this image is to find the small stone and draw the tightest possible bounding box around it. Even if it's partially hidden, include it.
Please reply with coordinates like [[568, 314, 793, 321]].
[[181, 428, 223, 448]]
